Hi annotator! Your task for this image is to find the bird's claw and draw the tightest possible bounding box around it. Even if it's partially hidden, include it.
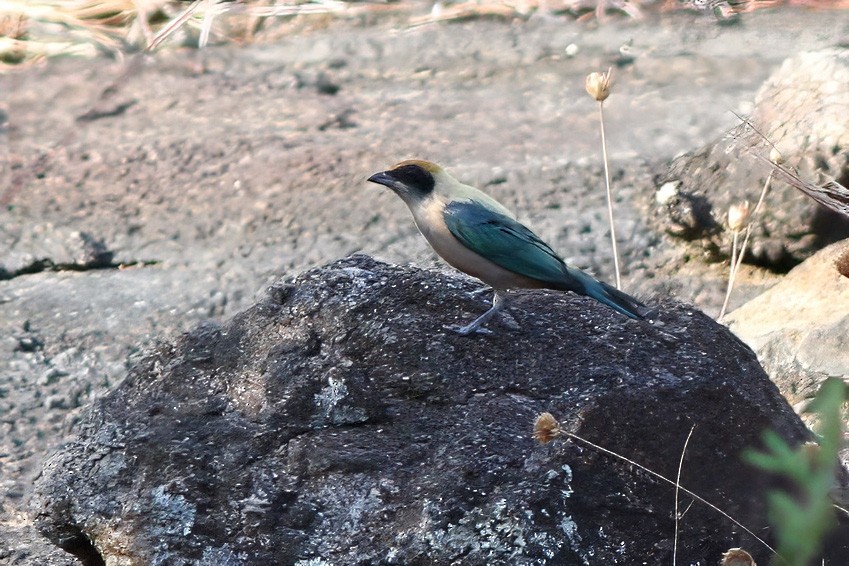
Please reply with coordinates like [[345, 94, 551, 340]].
[[467, 286, 492, 300], [442, 324, 493, 336]]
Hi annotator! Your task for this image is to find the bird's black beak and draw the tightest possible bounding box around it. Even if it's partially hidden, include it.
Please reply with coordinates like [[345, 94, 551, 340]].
[[367, 171, 396, 189]]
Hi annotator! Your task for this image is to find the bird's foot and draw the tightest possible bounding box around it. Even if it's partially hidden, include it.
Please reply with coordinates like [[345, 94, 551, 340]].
[[467, 285, 492, 299], [500, 313, 520, 330], [446, 291, 507, 336], [443, 324, 493, 336]]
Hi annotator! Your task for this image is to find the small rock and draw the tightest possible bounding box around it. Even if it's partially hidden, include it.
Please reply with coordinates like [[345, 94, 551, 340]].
[[38, 368, 67, 386], [15, 335, 43, 353], [728, 238, 849, 407], [43, 395, 66, 410]]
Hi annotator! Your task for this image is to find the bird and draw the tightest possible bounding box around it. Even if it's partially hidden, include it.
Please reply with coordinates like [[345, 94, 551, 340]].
[[367, 160, 649, 335]]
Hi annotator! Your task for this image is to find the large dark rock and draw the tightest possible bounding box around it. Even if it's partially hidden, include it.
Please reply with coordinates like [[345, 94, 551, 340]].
[[31, 255, 839, 564]]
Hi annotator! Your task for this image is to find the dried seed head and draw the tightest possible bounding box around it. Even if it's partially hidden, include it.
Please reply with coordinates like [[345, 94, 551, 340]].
[[721, 548, 756, 566], [533, 412, 561, 444], [769, 147, 784, 165], [585, 68, 612, 102], [727, 201, 750, 232]]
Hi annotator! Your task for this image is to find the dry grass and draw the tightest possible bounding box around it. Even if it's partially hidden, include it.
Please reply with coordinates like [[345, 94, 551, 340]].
[[0, 0, 137, 67], [0, 0, 365, 69], [3, 0, 849, 69]]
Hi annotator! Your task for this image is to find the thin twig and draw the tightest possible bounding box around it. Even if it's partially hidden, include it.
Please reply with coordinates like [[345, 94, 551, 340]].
[[718, 228, 739, 320], [147, 0, 203, 51], [562, 430, 783, 562], [719, 170, 773, 321], [673, 425, 696, 565], [198, 0, 219, 49], [751, 170, 773, 217], [732, 111, 849, 218]]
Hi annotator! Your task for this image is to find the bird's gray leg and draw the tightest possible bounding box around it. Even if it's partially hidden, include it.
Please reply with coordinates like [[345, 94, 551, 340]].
[[467, 285, 492, 299], [448, 290, 507, 336]]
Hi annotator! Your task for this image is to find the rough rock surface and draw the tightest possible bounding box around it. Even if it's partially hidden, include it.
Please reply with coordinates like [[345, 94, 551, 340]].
[[654, 48, 849, 270], [727, 238, 849, 410], [33, 255, 843, 565]]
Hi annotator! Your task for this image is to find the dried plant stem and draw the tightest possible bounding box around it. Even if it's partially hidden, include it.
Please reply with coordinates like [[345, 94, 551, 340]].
[[719, 171, 773, 321], [734, 171, 773, 276], [673, 425, 696, 565], [751, 170, 773, 217], [597, 101, 621, 290], [198, 0, 220, 49], [148, 0, 203, 51], [562, 430, 782, 562], [718, 229, 739, 320]]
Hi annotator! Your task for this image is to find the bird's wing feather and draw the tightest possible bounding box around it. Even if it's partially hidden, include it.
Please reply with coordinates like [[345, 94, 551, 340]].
[[443, 201, 569, 285], [443, 200, 648, 319]]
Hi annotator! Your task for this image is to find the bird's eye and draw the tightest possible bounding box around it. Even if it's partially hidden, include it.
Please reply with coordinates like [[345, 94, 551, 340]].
[[390, 164, 435, 194]]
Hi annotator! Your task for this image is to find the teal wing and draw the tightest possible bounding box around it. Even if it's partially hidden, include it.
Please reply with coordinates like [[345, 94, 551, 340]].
[[444, 201, 648, 319], [443, 201, 570, 286]]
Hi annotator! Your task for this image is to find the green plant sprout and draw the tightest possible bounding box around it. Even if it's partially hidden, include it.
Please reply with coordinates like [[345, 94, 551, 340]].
[[743, 377, 847, 566]]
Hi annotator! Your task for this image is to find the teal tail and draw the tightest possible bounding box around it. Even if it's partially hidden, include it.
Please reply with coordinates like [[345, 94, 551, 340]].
[[568, 271, 649, 320], [591, 279, 648, 320]]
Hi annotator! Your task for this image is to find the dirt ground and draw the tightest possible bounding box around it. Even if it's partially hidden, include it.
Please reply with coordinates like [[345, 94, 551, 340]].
[[2, 6, 848, 563]]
